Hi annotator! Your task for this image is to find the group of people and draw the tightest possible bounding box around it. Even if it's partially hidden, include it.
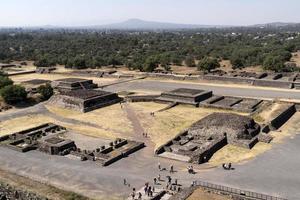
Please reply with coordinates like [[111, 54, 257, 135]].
[[150, 112, 155, 117], [130, 188, 143, 200], [158, 162, 174, 173], [222, 163, 233, 170], [142, 132, 148, 138], [144, 183, 155, 197]]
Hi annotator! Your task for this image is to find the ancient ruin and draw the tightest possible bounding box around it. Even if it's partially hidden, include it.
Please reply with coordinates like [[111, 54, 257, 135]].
[[71, 138, 145, 166], [52, 78, 98, 92], [49, 89, 122, 112], [0, 123, 145, 167], [156, 113, 261, 164], [157, 88, 212, 106], [201, 95, 263, 113], [0, 123, 75, 154]]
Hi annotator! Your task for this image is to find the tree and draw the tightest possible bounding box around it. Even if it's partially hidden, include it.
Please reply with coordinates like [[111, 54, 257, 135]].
[[197, 57, 220, 72], [0, 85, 27, 104], [231, 57, 244, 69], [263, 55, 285, 72], [34, 56, 55, 67], [37, 83, 54, 100], [0, 76, 13, 89], [185, 56, 196, 67], [143, 56, 159, 72]]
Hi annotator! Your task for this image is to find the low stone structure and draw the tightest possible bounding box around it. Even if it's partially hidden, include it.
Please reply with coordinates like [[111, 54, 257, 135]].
[[157, 88, 212, 106], [156, 113, 260, 164], [36, 67, 56, 74], [52, 78, 98, 92], [0, 123, 76, 155], [269, 103, 296, 130], [39, 137, 76, 155], [49, 89, 122, 112], [21, 79, 51, 93], [201, 95, 263, 113], [71, 138, 145, 166]]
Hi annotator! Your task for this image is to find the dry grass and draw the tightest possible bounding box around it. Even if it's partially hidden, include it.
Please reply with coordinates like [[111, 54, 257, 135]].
[[255, 103, 286, 123], [187, 188, 231, 200], [0, 115, 57, 136], [45, 104, 133, 136], [209, 143, 271, 166], [131, 103, 210, 148], [130, 102, 245, 148], [0, 112, 119, 140]]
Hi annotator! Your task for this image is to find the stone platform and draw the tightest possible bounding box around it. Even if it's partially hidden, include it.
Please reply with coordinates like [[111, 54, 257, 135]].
[[49, 89, 122, 112]]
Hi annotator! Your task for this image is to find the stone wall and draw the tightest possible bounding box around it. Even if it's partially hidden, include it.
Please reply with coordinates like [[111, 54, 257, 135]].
[[269, 104, 296, 130]]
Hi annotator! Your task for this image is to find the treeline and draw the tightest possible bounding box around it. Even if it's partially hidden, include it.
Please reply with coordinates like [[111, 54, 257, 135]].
[[0, 28, 300, 72]]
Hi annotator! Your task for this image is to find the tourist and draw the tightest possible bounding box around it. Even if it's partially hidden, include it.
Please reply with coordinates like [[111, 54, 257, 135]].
[[123, 178, 127, 185], [149, 190, 153, 197], [158, 174, 161, 181], [154, 177, 157, 185], [158, 162, 161, 170], [147, 186, 152, 196], [170, 165, 174, 173], [174, 179, 178, 185], [144, 186, 147, 194], [131, 192, 135, 200], [138, 192, 142, 200]]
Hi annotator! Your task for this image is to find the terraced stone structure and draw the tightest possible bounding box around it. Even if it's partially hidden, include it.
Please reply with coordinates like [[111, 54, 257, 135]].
[[0, 123, 76, 155], [53, 78, 98, 92], [158, 88, 212, 106], [50, 89, 121, 112], [156, 113, 260, 164]]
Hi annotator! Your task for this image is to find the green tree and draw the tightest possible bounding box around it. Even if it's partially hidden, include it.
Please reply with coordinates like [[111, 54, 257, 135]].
[[34, 56, 55, 67], [143, 56, 159, 72], [0, 76, 13, 89], [197, 57, 220, 72], [263, 56, 285, 72], [185, 56, 196, 67], [37, 83, 54, 100], [0, 85, 27, 104]]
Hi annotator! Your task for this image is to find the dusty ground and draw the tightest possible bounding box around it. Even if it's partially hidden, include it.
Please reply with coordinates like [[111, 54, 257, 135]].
[[187, 188, 231, 200], [0, 168, 89, 200]]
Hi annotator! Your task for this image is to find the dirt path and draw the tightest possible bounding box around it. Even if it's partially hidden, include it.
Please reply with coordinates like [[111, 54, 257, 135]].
[[123, 102, 154, 148]]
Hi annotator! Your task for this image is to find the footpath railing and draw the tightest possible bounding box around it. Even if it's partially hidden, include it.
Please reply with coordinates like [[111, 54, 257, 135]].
[[195, 181, 287, 200]]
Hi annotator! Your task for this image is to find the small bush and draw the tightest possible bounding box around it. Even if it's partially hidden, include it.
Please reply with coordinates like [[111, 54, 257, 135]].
[[0, 85, 27, 104], [37, 83, 53, 100]]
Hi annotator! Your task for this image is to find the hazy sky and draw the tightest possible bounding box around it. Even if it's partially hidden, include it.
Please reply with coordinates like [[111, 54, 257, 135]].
[[1, 0, 300, 26]]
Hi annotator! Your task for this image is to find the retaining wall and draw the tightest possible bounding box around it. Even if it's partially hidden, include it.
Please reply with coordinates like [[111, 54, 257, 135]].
[[269, 104, 296, 130]]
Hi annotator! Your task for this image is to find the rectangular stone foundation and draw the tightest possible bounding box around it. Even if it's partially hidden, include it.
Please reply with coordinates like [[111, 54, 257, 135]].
[[157, 88, 212, 106], [50, 89, 122, 112]]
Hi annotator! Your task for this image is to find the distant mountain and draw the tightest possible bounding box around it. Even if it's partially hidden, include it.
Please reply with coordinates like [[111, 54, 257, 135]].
[[93, 18, 227, 30], [251, 22, 300, 28]]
